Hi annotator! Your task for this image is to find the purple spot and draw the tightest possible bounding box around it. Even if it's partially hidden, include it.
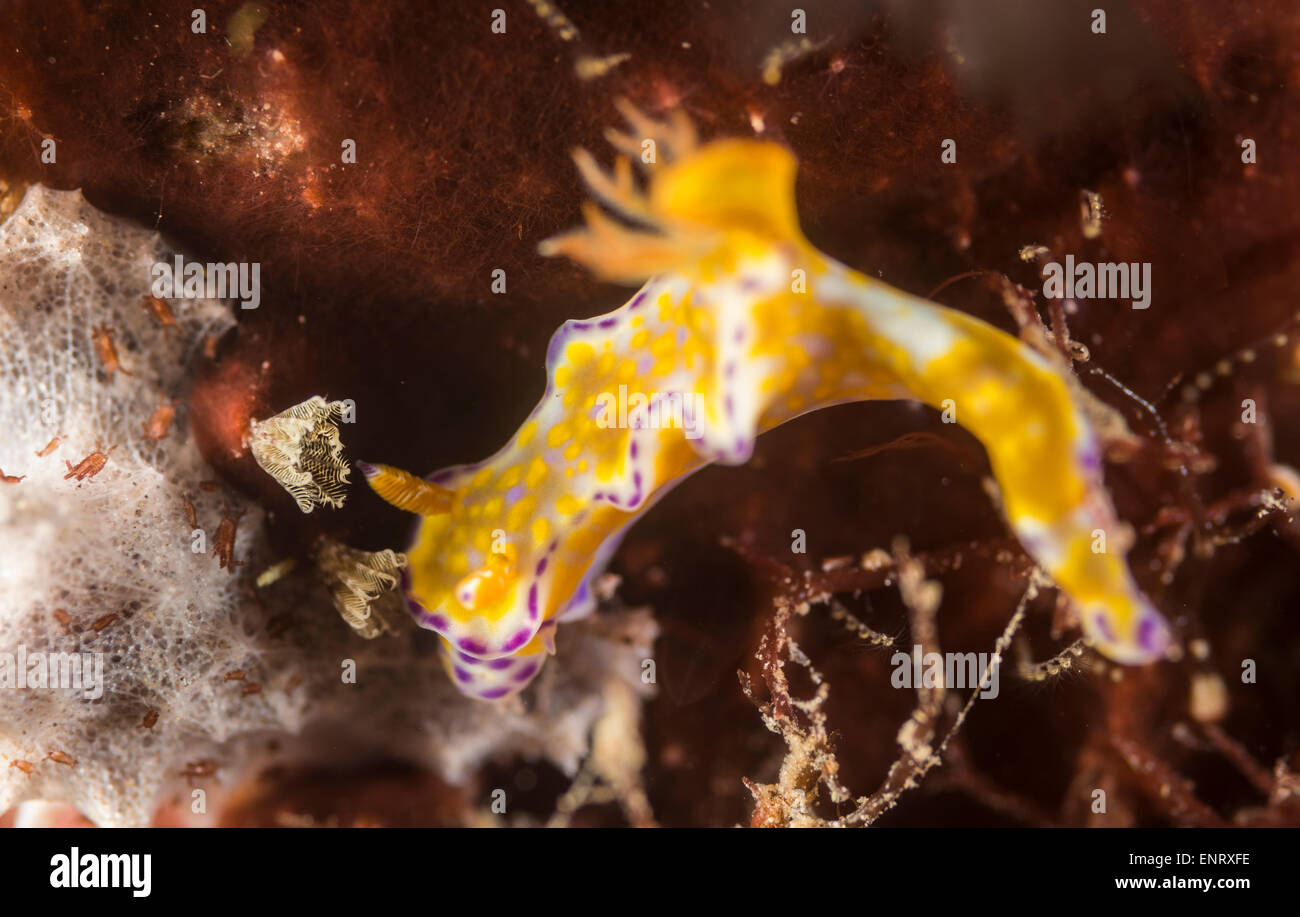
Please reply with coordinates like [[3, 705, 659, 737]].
[[630, 291, 646, 309], [357, 461, 378, 478], [409, 602, 449, 633], [725, 395, 734, 417], [480, 687, 511, 700], [453, 667, 472, 684], [572, 320, 591, 331], [528, 583, 538, 616], [537, 557, 548, 575], [503, 630, 531, 652], [630, 440, 638, 459], [598, 317, 618, 329], [1138, 615, 1168, 654], [513, 662, 540, 683], [458, 637, 488, 655], [733, 327, 745, 343], [488, 657, 514, 670], [1093, 613, 1116, 643], [545, 324, 573, 365], [457, 651, 480, 665]]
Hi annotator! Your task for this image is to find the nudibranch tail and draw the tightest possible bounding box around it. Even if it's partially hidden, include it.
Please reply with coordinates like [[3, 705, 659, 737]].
[[824, 287, 1174, 665], [373, 104, 1170, 701]]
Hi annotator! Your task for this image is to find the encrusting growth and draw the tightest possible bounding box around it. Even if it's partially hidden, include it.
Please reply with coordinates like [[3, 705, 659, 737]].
[[364, 103, 1172, 700]]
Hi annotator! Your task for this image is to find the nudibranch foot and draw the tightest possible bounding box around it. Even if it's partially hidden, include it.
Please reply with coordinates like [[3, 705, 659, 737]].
[[367, 103, 1171, 699]]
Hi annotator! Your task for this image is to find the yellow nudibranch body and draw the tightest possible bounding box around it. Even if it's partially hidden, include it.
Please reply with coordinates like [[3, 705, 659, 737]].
[[364, 111, 1170, 700]]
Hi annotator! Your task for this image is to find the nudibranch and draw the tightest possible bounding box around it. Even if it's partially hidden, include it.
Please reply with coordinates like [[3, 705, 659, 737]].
[[364, 105, 1171, 700]]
